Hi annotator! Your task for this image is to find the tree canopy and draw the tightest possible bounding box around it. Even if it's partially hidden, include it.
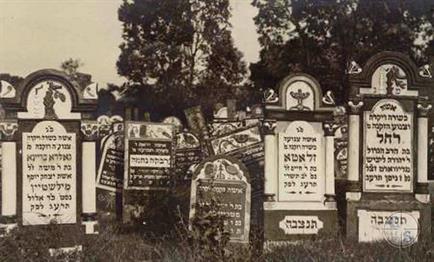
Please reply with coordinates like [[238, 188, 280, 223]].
[[251, 0, 434, 103], [117, 0, 248, 118]]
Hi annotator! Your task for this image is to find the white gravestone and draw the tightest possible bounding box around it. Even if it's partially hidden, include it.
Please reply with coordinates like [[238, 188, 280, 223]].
[[22, 121, 76, 225], [278, 121, 325, 201], [363, 99, 413, 192]]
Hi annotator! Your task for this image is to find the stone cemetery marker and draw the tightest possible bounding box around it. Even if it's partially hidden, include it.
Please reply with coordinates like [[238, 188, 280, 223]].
[[208, 113, 264, 229], [184, 106, 208, 137], [95, 117, 124, 218], [278, 121, 325, 201], [97, 121, 124, 192], [363, 99, 413, 191], [345, 52, 432, 243], [22, 121, 76, 225], [209, 125, 263, 166], [190, 156, 251, 243], [0, 69, 99, 243], [357, 210, 419, 246], [175, 131, 202, 176], [123, 121, 174, 223], [125, 122, 174, 189], [263, 73, 337, 243]]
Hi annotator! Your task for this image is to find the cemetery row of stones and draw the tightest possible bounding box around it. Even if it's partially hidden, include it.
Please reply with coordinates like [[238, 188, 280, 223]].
[[0, 51, 433, 248]]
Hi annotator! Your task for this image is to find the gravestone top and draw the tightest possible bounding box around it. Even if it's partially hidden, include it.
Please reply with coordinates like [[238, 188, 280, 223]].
[[0, 69, 97, 120], [349, 51, 434, 99], [265, 73, 335, 113]]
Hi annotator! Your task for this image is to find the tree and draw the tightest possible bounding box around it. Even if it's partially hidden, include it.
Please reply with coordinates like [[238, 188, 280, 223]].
[[60, 58, 83, 77], [251, 0, 433, 104], [117, 0, 247, 118]]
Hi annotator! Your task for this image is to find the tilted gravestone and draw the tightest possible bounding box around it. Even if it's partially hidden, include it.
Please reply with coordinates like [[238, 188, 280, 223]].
[[345, 51, 433, 245], [263, 73, 337, 243], [123, 121, 175, 224], [189, 155, 251, 243], [95, 116, 124, 219], [0, 69, 99, 245]]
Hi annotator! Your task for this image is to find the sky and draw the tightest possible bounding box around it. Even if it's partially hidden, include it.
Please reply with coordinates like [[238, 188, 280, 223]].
[[0, 0, 260, 86]]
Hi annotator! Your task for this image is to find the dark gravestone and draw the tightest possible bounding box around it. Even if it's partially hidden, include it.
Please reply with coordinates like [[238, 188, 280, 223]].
[[95, 118, 124, 220], [123, 121, 175, 224], [190, 156, 251, 243], [175, 131, 203, 176]]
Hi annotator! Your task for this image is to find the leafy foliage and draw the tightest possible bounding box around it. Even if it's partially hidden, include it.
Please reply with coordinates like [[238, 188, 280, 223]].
[[251, 0, 434, 104], [117, 0, 247, 118], [60, 58, 83, 77]]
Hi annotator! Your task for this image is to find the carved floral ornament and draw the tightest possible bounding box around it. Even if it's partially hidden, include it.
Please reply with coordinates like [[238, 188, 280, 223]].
[[348, 100, 364, 114], [197, 158, 247, 182], [418, 64, 432, 78], [80, 121, 100, 140], [0, 120, 19, 140], [175, 132, 200, 149], [322, 122, 339, 136], [417, 104, 432, 117], [262, 120, 277, 134], [0, 80, 16, 98], [346, 60, 362, 75]]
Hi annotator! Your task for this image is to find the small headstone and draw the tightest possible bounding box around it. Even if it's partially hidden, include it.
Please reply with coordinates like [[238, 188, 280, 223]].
[[189, 156, 251, 243]]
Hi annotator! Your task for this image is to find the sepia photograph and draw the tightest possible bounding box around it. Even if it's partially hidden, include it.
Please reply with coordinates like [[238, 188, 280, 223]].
[[0, 0, 433, 261]]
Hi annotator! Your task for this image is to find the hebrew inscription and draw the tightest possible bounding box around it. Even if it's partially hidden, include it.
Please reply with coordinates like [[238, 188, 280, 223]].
[[22, 121, 76, 225], [278, 121, 324, 201], [358, 210, 419, 244], [363, 99, 413, 192], [279, 216, 324, 234]]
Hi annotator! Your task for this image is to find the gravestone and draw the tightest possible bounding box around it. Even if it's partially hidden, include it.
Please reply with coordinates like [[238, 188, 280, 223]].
[[208, 103, 265, 232], [123, 121, 175, 224], [345, 51, 432, 244], [263, 73, 337, 243], [184, 106, 208, 138], [189, 155, 251, 243], [175, 130, 203, 177], [0, 69, 99, 245], [95, 116, 124, 220]]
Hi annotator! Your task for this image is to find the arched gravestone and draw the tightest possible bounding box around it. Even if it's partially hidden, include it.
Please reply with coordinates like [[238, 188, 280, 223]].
[[0, 69, 99, 242], [263, 73, 337, 243], [345, 51, 433, 244], [189, 155, 251, 243]]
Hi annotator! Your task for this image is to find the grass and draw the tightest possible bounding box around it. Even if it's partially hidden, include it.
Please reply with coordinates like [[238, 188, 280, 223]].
[[0, 223, 432, 262]]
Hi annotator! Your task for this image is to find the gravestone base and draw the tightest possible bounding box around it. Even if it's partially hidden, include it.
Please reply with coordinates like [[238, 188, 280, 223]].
[[263, 205, 337, 242], [345, 193, 431, 243], [0, 222, 17, 236]]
